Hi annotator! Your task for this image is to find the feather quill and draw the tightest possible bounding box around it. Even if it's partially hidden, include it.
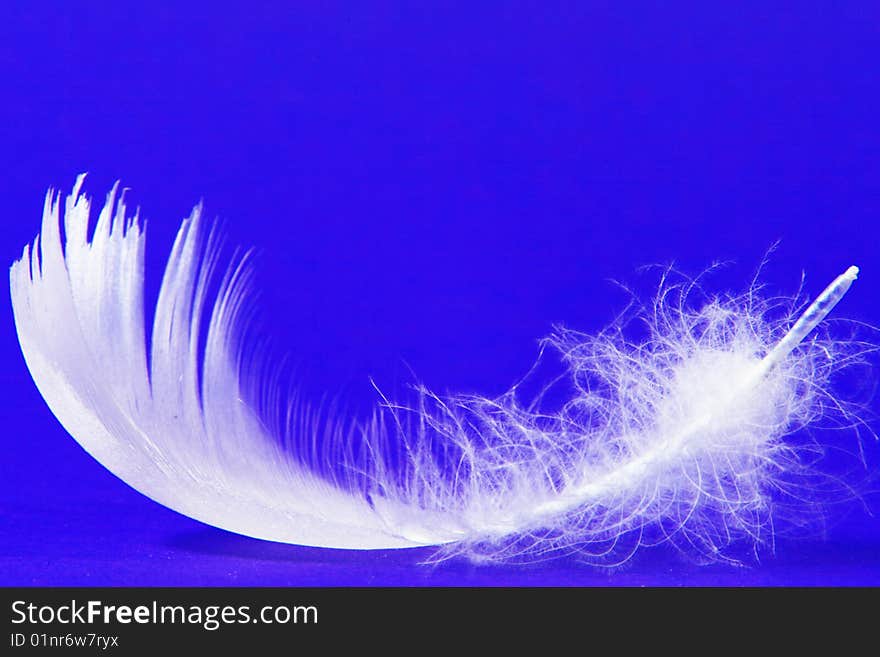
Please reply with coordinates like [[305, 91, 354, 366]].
[[10, 178, 874, 563]]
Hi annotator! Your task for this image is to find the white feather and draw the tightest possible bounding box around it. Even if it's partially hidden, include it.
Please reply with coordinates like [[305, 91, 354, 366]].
[[10, 177, 874, 563]]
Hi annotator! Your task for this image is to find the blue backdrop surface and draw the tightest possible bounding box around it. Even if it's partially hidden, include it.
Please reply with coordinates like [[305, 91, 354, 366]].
[[0, 3, 878, 585]]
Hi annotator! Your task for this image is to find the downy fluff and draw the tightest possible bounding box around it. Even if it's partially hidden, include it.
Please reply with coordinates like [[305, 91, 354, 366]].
[[9, 177, 875, 564]]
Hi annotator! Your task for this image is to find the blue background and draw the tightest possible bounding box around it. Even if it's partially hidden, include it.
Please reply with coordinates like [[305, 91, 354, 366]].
[[0, 3, 878, 585]]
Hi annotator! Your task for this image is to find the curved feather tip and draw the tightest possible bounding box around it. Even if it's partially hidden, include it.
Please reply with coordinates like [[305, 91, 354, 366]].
[[9, 177, 877, 564]]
